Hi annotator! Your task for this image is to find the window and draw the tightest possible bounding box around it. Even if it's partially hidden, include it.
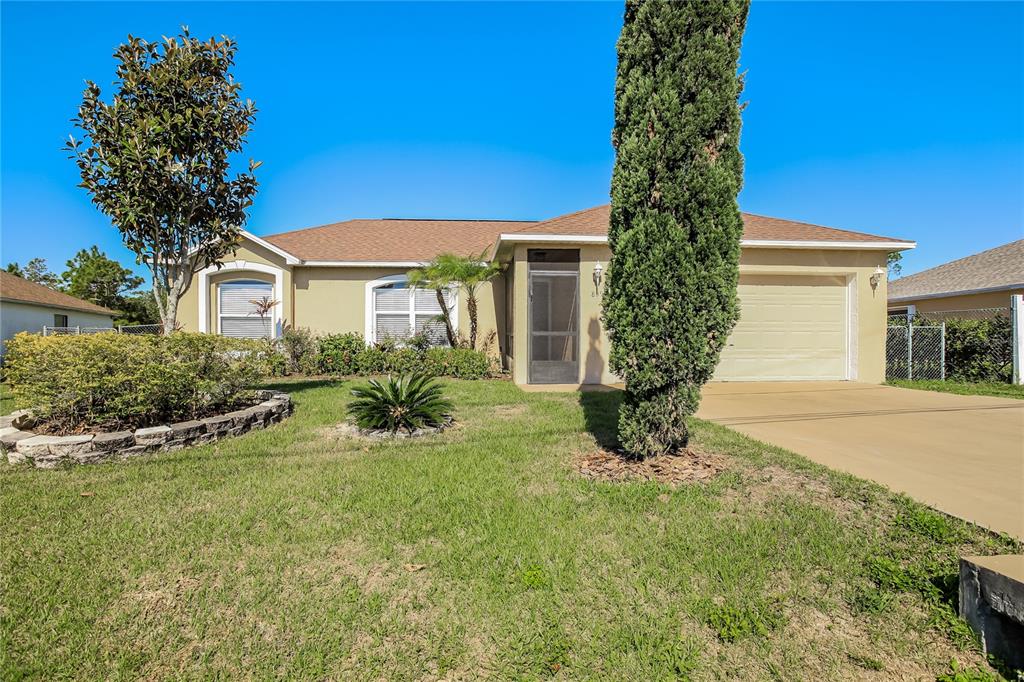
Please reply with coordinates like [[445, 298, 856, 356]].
[[219, 280, 274, 338], [371, 279, 454, 345], [53, 314, 68, 327]]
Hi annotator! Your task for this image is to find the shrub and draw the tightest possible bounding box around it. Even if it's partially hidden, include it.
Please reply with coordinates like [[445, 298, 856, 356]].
[[315, 334, 495, 380], [347, 373, 453, 434], [943, 315, 1012, 383], [385, 348, 423, 374], [317, 332, 365, 374], [277, 325, 319, 375], [354, 346, 388, 375], [423, 347, 494, 379], [4, 332, 271, 434]]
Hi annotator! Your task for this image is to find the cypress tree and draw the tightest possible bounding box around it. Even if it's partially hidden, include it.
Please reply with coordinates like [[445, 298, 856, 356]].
[[603, 0, 749, 458]]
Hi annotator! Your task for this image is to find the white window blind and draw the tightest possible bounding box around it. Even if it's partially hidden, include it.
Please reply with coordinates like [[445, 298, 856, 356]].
[[372, 281, 453, 345], [219, 281, 273, 338]]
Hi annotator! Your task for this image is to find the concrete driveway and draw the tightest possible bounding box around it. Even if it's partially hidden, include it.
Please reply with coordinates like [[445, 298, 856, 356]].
[[697, 382, 1024, 538]]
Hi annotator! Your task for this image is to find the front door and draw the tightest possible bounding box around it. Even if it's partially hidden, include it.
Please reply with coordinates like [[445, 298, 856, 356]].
[[528, 253, 579, 384]]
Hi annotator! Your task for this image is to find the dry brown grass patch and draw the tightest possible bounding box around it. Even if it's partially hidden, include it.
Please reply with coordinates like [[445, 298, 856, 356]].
[[575, 447, 727, 486]]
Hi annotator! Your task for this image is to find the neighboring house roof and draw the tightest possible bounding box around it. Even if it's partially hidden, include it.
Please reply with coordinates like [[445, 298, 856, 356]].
[[888, 239, 1024, 302], [508, 204, 913, 245], [0, 271, 117, 316], [255, 205, 915, 265], [263, 219, 537, 264]]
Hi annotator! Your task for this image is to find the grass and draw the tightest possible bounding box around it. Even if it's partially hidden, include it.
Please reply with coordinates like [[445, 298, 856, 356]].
[[887, 379, 1024, 400], [0, 383, 14, 414], [2, 377, 1020, 680]]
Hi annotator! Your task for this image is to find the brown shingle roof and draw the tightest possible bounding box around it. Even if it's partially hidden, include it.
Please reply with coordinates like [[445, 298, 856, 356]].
[[888, 239, 1024, 302], [259, 205, 913, 263], [510, 204, 913, 243], [264, 219, 536, 262], [0, 271, 117, 316]]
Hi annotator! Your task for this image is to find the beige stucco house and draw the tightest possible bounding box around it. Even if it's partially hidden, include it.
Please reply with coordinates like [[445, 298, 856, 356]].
[[177, 204, 915, 385], [0, 270, 116, 355], [888, 239, 1023, 317]]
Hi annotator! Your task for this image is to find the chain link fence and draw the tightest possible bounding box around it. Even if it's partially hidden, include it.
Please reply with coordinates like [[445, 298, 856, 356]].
[[42, 324, 162, 336], [117, 324, 162, 335], [887, 307, 1015, 383], [886, 315, 945, 380]]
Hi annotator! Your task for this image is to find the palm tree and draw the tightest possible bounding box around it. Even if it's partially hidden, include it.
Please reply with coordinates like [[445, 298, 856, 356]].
[[407, 250, 500, 350]]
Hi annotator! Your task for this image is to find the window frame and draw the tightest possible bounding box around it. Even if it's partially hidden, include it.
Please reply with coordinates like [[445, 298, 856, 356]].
[[53, 313, 69, 327], [217, 279, 275, 339], [365, 274, 458, 345]]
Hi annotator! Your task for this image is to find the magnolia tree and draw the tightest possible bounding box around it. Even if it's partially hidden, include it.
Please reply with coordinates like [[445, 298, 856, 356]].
[[603, 0, 750, 458], [67, 28, 260, 334]]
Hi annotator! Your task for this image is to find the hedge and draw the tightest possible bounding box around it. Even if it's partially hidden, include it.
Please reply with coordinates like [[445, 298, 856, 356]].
[[3, 332, 272, 434], [314, 332, 495, 379], [943, 315, 1012, 383]]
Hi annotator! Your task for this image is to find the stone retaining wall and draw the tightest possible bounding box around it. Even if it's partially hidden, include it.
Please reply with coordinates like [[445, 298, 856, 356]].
[[0, 390, 293, 469]]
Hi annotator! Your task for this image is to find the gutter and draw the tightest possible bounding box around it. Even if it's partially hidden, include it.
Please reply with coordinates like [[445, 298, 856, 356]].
[[490, 233, 916, 260]]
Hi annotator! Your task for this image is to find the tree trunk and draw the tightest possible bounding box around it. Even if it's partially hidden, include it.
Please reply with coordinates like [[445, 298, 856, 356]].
[[467, 293, 478, 350], [162, 292, 178, 336], [435, 288, 458, 348]]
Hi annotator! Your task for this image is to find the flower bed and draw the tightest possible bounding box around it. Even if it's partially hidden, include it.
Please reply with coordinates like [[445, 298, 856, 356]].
[[0, 390, 292, 469]]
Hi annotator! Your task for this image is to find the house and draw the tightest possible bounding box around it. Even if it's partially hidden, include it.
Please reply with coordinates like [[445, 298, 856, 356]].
[[888, 239, 1024, 317], [177, 205, 915, 385], [0, 270, 117, 353]]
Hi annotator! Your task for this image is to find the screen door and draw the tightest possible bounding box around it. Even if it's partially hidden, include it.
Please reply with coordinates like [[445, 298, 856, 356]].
[[528, 264, 579, 384]]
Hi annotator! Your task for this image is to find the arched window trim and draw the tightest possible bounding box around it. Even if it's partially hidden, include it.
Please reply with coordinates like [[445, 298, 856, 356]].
[[364, 274, 458, 345], [198, 260, 284, 337]]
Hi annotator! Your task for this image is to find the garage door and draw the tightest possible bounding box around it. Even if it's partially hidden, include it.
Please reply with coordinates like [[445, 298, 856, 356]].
[[714, 275, 848, 381]]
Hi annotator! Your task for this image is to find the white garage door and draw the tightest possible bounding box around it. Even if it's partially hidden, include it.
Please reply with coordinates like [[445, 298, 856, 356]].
[[714, 275, 848, 381]]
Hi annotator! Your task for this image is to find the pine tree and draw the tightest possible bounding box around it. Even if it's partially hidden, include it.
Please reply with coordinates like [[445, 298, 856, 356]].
[[603, 0, 749, 458]]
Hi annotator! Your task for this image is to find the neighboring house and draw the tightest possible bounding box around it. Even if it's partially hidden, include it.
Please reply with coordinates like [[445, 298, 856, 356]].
[[888, 239, 1024, 317], [177, 205, 915, 385], [0, 270, 117, 354]]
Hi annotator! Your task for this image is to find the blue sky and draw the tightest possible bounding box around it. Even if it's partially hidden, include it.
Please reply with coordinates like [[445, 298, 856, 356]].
[[2, 1, 1021, 281]]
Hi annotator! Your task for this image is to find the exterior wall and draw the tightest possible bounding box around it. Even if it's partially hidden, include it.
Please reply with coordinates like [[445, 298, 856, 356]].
[[890, 288, 1023, 315], [292, 266, 405, 335], [178, 241, 294, 333], [180, 235, 505, 358], [180, 235, 892, 384], [738, 248, 889, 384], [0, 301, 113, 354], [509, 244, 617, 386], [510, 243, 890, 385]]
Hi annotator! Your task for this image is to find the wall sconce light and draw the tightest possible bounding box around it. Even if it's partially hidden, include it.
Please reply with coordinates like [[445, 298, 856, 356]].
[[593, 261, 604, 290], [870, 266, 884, 290]]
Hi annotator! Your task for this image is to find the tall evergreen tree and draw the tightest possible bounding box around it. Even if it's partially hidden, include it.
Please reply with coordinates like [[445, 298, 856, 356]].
[[603, 0, 749, 458]]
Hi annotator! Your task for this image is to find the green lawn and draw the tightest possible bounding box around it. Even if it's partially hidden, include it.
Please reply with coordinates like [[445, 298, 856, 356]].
[[2, 378, 1019, 680], [888, 378, 1024, 400], [0, 383, 14, 415]]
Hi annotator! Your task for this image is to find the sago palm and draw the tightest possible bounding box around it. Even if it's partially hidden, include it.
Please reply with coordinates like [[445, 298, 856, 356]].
[[347, 373, 454, 434]]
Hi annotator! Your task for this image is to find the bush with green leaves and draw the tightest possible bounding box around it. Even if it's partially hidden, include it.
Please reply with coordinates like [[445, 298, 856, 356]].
[[4, 332, 271, 434], [277, 325, 319, 375], [422, 347, 494, 379], [313, 332, 495, 379], [347, 373, 453, 434], [943, 315, 1012, 383], [317, 332, 365, 374]]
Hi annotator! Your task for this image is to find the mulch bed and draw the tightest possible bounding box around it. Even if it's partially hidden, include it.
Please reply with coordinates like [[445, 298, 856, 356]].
[[575, 447, 726, 486]]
